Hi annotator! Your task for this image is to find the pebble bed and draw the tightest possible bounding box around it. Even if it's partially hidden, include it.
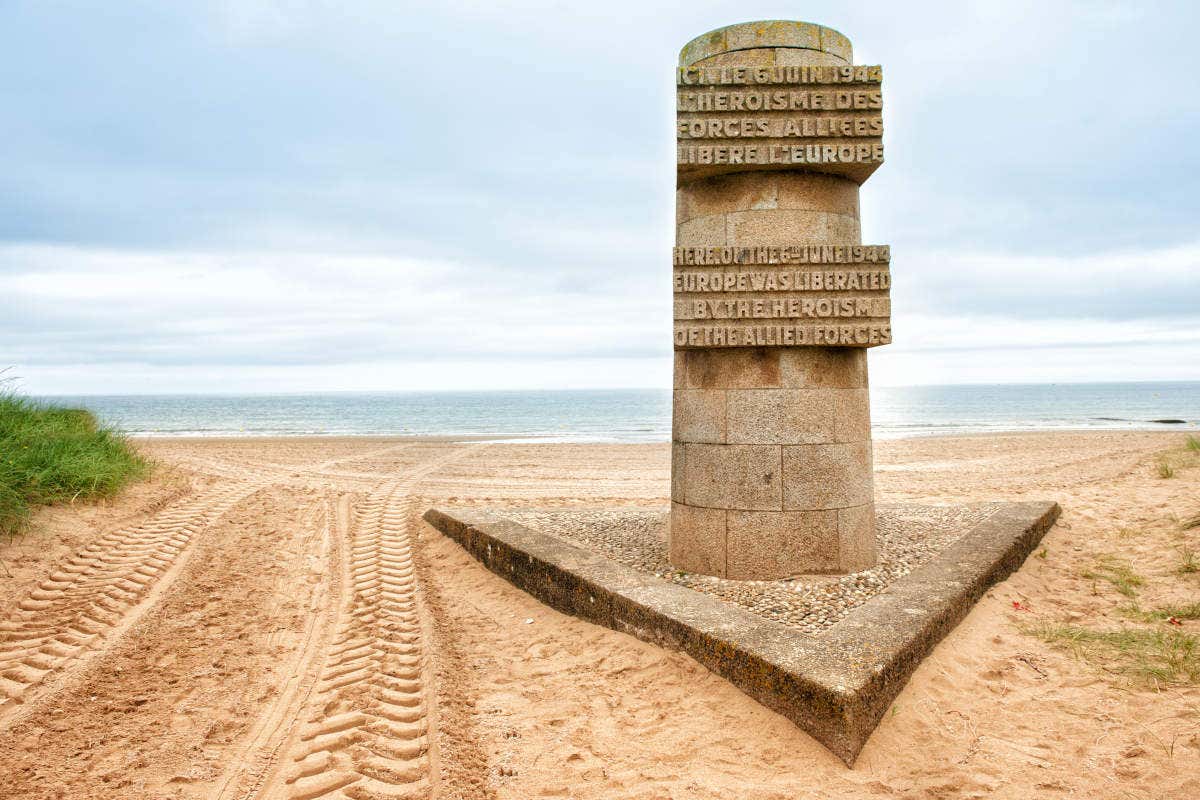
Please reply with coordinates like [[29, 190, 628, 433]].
[[504, 504, 1002, 634]]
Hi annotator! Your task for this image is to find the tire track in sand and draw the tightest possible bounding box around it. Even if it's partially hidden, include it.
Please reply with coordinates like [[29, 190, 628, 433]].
[[0, 443, 396, 724], [0, 443, 432, 719], [0, 477, 264, 723], [255, 445, 481, 800], [210, 490, 350, 800], [170, 442, 430, 491]]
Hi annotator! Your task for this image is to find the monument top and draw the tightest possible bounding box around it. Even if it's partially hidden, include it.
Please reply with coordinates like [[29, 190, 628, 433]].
[[679, 20, 853, 66]]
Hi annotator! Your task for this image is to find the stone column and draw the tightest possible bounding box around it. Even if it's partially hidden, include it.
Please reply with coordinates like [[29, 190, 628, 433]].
[[670, 21, 891, 580]]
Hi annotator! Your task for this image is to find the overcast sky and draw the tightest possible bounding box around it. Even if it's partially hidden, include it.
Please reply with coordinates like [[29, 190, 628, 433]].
[[3, 0, 1198, 394]]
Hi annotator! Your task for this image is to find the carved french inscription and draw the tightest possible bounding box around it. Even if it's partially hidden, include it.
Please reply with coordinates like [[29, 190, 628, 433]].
[[676, 64, 884, 182], [672, 244, 892, 349]]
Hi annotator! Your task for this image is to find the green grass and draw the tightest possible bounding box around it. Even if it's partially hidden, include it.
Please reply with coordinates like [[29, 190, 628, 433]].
[[1180, 548, 1200, 574], [1027, 622, 1200, 686], [1082, 555, 1145, 598], [1186, 435, 1200, 453], [0, 392, 147, 537], [1157, 461, 1176, 479], [1119, 601, 1200, 623]]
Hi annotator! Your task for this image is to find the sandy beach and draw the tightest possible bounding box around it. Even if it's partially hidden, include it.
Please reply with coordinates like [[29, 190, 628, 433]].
[[0, 431, 1197, 799]]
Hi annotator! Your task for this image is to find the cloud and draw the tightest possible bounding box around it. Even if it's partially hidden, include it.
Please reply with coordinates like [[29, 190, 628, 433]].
[[897, 242, 1200, 320], [1, 244, 668, 370], [1, 1, 1197, 392]]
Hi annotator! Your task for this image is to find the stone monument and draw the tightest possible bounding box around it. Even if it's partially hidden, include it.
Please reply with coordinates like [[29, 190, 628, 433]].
[[670, 20, 891, 580], [426, 25, 1060, 762]]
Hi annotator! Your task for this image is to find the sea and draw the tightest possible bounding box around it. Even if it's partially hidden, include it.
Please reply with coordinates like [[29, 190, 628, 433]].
[[37, 382, 1200, 442]]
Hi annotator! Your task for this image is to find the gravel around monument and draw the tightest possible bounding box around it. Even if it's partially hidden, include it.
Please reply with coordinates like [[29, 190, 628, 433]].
[[0, 431, 1196, 799], [503, 503, 1002, 634]]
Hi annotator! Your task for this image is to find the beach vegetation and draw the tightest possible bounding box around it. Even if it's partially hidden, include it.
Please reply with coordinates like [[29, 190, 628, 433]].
[[1119, 602, 1200, 623], [1180, 548, 1199, 574], [1028, 622, 1199, 686], [0, 391, 147, 537], [1082, 555, 1144, 598], [1154, 438, 1200, 481], [1172, 435, 1200, 461]]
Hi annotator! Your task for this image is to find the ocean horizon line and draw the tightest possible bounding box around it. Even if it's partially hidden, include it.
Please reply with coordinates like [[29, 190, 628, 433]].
[[28, 378, 1200, 400], [25, 383, 1199, 442]]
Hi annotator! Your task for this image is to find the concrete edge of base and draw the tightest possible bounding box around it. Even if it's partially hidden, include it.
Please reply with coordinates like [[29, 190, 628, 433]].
[[421, 500, 1060, 766]]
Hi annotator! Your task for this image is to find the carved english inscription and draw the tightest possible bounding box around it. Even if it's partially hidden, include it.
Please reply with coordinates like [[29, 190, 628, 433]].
[[672, 245, 892, 349], [676, 64, 884, 182]]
